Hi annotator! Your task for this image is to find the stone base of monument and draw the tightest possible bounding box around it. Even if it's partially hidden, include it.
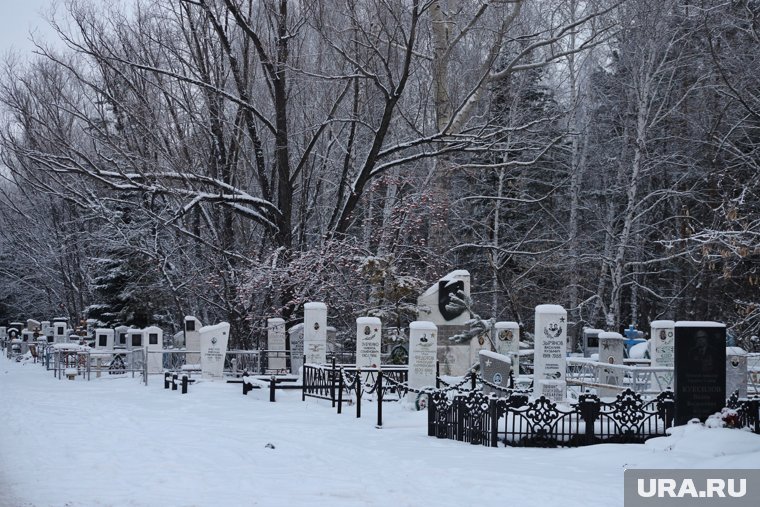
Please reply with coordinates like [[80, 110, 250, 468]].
[[534, 380, 566, 402]]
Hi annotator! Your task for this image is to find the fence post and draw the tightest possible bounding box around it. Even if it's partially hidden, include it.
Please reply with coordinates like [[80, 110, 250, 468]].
[[376, 370, 383, 428], [164, 372, 171, 389], [356, 369, 362, 419], [749, 399, 760, 434], [428, 392, 436, 437], [331, 357, 337, 408], [470, 369, 476, 391], [181, 375, 189, 394], [580, 396, 600, 445], [436, 361, 440, 389], [270, 375, 276, 402], [302, 366, 307, 402], [337, 369, 344, 414], [490, 398, 499, 447], [456, 396, 465, 442], [171, 373, 178, 391]]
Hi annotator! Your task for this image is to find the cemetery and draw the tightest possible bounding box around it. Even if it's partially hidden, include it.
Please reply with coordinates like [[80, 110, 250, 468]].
[[2, 270, 759, 450]]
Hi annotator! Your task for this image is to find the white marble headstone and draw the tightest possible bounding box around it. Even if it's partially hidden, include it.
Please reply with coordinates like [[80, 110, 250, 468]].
[[184, 316, 203, 364], [650, 320, 675, 390], [288, 323, 304, 374], [144, 326, 164, 374], [494, 321, 520, 375], [408, 321, 438, 390], [267, 318, 287, 371], [726, 347, 748, 398], [199, 322, 230, 380], [303, 302, 327, 365], [598, 331, 625, 398], [95, 328, 114, 350], [356, 317, 382, 369], [114, 326, 129, 348], [533, 304, 567, 401]]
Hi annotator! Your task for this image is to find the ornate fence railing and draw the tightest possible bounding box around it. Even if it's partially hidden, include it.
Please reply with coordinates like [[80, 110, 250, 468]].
[[428, 388, 676, 448]]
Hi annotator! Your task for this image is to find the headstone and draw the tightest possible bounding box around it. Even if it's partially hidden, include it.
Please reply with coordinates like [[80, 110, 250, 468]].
[[674, 321, 726, 425], [86, 319, 97, 339], [129, 329, 144, 350], [288, 323, 304, 374], [469, 334, 491, 370], [26, 319, 41, 332], [114, 326, 129, 349], [650, 320, 675, 390], [267, 318, 287, 371], [597, 331, 625, 398], [533, 305, 567, 402], [726, 347, 748, 398], [479, 350, 512, 395], [21, 330, 33, 343], [494, 321, 520, 374], [0, 327, 6, 341], [95, 328, 114, 350], [144, 326, 164, 374], [417, 270, 472, 376], [582, 327, 603, 358], [173, 331, 184, 348], [41, 321, 52, 342], [303, 302, 327, 366], [199, 322, 230, 380], [184, 316, 202, 364], [53, 320, 68, 344], [356, 317, 382, 369], [408, 321, 438, 390]]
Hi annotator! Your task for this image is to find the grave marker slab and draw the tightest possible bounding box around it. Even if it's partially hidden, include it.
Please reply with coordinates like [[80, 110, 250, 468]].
[[408, 321, 438, 390], [95, 328, 114, 350], [533, 305, 567, 401], [304, 302, 327, 366], [184, 316, 202, 364], [267, 318, 287, 371], [288, 323, 304, 374], [356, 317, 382, 369], [494, 321, 520, 374], [726, 347, 748, 398], [597, 331, 625, 398], [650, 320, 675, 390], [144, 326, 164, 374], [479, 349, 512, 395], [674, 321, 726, 425], [199, 322, 230, 380]]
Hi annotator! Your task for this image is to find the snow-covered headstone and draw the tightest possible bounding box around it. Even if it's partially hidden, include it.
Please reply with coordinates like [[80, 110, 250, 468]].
[[494, 321, 520, 374], [674, 321, 726, 425], [408, 321, 438, 391], [726, 347, 748, 398], [95, 328, 114, 350], [597, 331, 625, 398], [53, 319, 68, 344], [303, 302, 327, 366], [144, 326, 164, 374], [128, 329, 144, 350], [114, 325, 129, 349], [184, 316, 203, 365], [267, 318, 287, 372], [469, 334, 491, 371], [199, 322, 230, 380], [650, 320, 675, 390], [533, 304, 567, 402], [479, 349, 512, 395], [288, 323, 304, 374], [356, 317, 382, 369], [41, 321, 52, 342], [26, 319, 41, 332]]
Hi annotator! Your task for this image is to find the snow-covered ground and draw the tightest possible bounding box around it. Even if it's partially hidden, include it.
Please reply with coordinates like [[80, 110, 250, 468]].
[[1, 354, 758, 507]]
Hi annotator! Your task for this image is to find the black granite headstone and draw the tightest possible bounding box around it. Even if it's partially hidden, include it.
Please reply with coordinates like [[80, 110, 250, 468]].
[[674, 323, 726, 425]]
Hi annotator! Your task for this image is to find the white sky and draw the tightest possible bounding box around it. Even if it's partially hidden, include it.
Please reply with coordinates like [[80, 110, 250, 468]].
[[0, 0, 61, 59]]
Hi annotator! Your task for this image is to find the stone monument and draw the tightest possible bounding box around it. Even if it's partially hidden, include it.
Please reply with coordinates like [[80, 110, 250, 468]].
[[650, 320, 675, 390], [533, 304, 567, 402], [597, 331, 625, 398], [479, 349, 512, 395], [199, 322, 230, 380], [95, 328, 114, 350], [356, 317, 382, 369], [144, 326, 164, 374], [114, 325, 129, 348], [726, 347, 748, 398], [674, 321, 726, 425], [184, 316, 203, 364], [267, 318, 287, 372], [494, 321, 520, 374], [417, 270, 471, 376], [303, 302, 327, 366], [288, 323, 304, 374], [408, 321, 438, 390]]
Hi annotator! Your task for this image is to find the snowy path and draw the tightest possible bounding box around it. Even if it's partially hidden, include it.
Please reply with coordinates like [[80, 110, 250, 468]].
[[1, 355, 758, 507]]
